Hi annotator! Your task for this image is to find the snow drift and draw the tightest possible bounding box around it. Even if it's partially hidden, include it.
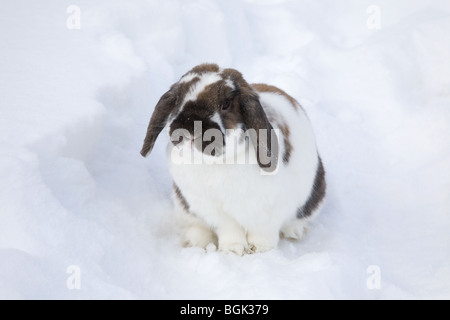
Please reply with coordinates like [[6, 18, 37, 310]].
[[0, 0, 449, 299]]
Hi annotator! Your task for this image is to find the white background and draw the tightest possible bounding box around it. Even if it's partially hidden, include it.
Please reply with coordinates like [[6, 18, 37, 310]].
[[0, 0, 449, 299]]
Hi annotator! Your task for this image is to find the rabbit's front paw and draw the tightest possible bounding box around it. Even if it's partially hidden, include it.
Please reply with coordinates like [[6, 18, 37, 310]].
[[247, 232, 277, 253], [183, 225, 217, 249], [219, 241, 249, 256], [280, 219, 308, 240]]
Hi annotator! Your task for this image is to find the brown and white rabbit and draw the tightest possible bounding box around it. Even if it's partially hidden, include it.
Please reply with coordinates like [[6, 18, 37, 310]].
[[141, 63, 326, 255]]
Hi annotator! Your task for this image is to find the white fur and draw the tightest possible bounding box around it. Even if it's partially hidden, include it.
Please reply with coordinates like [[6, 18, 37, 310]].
[[166, 81, 320, 254], [180, 73, 222, 111], [211, 112, 225, 133], [180, 72, 197, 83], [224, 79, 235, 90]]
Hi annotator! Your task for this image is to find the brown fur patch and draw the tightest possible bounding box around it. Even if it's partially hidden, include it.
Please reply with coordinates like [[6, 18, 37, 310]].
[[141, 85, 179, 157], [174, 183, 190, 212], [239, 84, 279, 171], [263, 109, 293, 165], [249, 83, 299, 165], [196, 82, 222, 109], [197, 80, 242, 130], [190, 63, 220, 75], [221, 101, 243, 130], [252, 83, 300, 111], [221, 68, 245, 84], [278, 121, 292, 164], [176, 77, 200, 104], [297, 157, 326, 218]]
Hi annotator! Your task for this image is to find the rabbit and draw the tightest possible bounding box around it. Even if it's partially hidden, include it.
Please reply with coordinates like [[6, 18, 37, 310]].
[[141, 63, 326, 255]]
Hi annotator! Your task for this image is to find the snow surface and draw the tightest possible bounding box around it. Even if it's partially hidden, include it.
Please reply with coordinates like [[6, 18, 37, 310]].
[[1, 0, 450, 299]]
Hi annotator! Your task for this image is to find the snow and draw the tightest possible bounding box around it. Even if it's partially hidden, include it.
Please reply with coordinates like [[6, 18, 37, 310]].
[[1, 0, 449, 299]]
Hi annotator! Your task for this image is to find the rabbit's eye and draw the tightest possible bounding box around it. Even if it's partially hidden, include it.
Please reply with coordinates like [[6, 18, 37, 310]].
[[222, 99, 231, 111]]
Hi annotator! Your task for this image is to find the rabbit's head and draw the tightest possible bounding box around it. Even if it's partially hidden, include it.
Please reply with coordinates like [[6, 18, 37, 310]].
[[141, 63, 279, 172]]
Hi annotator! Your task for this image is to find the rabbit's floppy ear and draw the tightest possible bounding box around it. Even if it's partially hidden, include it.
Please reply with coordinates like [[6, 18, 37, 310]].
[[141, 85, 178, 157], [240, 87, 279, 173]]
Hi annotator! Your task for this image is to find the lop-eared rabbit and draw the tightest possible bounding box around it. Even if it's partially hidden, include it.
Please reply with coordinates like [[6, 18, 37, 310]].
[[141, 64, 325, 255]]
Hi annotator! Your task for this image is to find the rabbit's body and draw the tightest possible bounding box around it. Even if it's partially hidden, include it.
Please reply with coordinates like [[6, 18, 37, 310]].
[[141, 64, 326, 255]]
